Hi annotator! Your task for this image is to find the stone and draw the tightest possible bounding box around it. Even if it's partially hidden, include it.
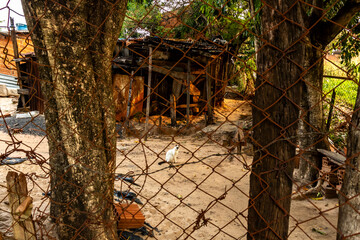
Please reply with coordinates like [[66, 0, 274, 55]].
[[0, 85, 8, 97], [7, 88, 20, 97]]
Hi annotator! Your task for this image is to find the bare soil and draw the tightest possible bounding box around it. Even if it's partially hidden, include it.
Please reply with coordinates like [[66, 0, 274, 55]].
[[0, 98, 339, 239]]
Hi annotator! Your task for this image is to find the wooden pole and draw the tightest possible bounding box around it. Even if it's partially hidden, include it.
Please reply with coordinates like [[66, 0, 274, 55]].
[[10, 18, 26, 109], [326, 89, 336, 132], [144, 47, 152, 141], [170, 94, 176, 126], [171, 78, 182, 127], [186, 59, 191, 125], [124, 71, 134, 133], [6, 171, 36, 240], [206, 66, 214, 125]]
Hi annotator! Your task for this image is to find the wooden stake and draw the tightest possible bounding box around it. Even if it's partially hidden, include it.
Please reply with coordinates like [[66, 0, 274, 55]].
[[6, 171, 36, 240], [144, 47, 152, 141]]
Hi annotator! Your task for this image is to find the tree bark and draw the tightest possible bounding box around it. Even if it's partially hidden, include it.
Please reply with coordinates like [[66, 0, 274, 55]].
[[296, 0, 360, 184], [21, 1, 127, 239], [248, 1, 306, 239], [296, 45, 328, 184], [337, 84, 360, 240]]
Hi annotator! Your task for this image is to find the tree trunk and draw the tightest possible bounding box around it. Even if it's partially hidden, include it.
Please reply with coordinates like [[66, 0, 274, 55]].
[[296, 45, 329, 184], [337, 84, 360, 239], [21, 1, 127, 239], [248, 1, 306, 239]]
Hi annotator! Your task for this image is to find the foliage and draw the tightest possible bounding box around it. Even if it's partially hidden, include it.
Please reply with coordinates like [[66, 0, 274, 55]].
[[172, 0, 256, 94], [172, 0, 250, 43], [229, 49, 256, 94], [120, 0, 165, 38], [323, 61, 357, 150], [323, 77, 357, 107], [336, 14, 360, 79]]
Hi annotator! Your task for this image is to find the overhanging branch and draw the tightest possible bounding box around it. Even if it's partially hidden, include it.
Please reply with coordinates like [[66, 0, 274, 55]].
[[313, 0, 360, 46]]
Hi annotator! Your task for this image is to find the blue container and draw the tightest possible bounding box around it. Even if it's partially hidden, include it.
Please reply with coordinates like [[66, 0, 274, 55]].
[[16, 23, 28, 31]]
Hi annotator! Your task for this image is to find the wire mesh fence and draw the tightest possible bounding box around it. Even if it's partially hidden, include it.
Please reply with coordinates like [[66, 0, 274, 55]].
[[0, 0, 359, 239]]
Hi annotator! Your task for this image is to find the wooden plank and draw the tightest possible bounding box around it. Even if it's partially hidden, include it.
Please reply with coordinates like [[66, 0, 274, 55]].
[[140, 64, 197, 83], [317, 149, 346, 165], [113, 74, 144, 121], [144, 47, 152, 141], [176, 103, 199, 109], [172, 78, 182, 99], [114, 203, 145, 229], [17, 89, 29, 95], [6, 172, 36, 240], [189, 83, 200, 96]]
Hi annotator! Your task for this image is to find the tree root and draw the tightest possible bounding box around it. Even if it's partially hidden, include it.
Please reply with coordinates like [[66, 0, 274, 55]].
[[292, 179, 324, 200]]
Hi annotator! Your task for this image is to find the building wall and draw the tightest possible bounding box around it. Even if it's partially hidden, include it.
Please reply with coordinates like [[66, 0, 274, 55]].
[[0, 32, 34, 77]]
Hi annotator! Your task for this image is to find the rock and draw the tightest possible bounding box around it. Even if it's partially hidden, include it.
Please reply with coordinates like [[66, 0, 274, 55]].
[[7, 88, 19, 97], [0, 85, 8, 97], [0, 211, 13, 239], [15, 111, 39, 119]]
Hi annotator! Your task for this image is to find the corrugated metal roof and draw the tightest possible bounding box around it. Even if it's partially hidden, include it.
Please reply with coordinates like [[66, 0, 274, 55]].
[[0, 73, 19, 89]]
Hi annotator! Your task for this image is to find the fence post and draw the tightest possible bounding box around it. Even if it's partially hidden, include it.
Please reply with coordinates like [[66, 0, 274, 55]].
[[6, 171, 36, 240]]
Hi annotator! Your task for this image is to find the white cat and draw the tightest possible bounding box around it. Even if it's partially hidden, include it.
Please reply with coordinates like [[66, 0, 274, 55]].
[[158, 145, 179, 166]]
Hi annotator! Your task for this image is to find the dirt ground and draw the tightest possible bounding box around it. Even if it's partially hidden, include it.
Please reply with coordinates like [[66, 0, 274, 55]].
[[0, 98, 339, 239]]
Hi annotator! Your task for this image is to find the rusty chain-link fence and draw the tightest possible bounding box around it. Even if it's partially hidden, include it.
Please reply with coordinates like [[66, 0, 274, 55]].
[[0, 0, 360, 239]]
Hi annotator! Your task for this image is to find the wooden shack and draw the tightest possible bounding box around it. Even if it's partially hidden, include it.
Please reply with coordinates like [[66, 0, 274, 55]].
[[14, 37, 231, 124], [112, 37, 230, 124]]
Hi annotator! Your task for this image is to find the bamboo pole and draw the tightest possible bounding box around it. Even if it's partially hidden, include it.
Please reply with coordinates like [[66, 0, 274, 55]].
[[144, 47, 152, 140]]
